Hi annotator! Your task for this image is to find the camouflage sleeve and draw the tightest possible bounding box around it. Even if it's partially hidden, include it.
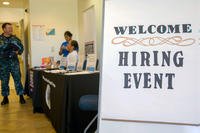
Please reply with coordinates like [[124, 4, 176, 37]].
[[0, 36, 4, 48], [11, 36, 24, 55], [0, 36, 5, 55]]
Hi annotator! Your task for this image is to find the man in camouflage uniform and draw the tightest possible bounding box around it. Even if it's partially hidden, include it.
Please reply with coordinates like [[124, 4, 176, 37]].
[[0, 23, 25, 105]]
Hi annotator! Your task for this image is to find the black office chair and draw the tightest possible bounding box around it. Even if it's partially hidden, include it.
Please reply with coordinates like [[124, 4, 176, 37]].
[[83, 60, 87, 70], [95, 59, 99, 70], [79, 95, 98, 133], [84, 59, 99, 71]]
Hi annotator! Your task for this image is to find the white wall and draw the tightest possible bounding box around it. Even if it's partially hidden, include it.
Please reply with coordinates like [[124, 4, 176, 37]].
[[29, 0, 103, 66], [29, 0, 78, 66], [78, 0, 103, 59], [0, 8, 24, 23]]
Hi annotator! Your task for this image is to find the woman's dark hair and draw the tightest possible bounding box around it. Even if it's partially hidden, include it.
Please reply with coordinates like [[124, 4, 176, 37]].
[[64, 31, 72, 37], [2, 23, 12, 29], [71, 40, 79, 51]]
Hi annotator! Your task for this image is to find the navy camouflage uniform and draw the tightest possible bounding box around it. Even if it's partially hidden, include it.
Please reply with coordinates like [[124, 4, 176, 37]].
[[0, 34, 24, 96]]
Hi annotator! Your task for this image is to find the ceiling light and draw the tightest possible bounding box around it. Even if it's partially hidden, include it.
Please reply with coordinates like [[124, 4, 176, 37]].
[[2, 1, 10, 5]]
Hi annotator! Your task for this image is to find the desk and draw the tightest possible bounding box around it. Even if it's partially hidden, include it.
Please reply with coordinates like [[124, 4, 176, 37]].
[[30, 69, 44, 113], [40, 71, 99, 133]]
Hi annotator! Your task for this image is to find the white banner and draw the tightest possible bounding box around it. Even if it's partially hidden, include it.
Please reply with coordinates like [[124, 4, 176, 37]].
[[99, 0, 200, 132]]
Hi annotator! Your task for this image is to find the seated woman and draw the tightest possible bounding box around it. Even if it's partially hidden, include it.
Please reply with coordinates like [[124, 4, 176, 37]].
[[66, 40, 79, 71]]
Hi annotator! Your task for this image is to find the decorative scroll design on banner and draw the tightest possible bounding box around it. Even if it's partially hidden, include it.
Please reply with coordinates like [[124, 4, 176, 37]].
[[112, 36, 195, 47]]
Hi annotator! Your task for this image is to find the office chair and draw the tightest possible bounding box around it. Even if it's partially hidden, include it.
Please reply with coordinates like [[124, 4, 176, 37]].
[[79, 95, 98, 133]]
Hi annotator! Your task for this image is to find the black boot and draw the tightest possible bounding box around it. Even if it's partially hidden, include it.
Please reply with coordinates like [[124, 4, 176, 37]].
[[1, 96, 9, 105], [19, 95, 26, 104]]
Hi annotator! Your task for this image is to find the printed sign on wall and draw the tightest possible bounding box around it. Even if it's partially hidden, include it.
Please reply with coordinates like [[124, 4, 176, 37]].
[[99, 0, 200, 129]]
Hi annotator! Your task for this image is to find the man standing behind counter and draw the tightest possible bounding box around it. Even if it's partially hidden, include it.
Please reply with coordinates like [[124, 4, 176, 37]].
[[0, 23, 26, 105]]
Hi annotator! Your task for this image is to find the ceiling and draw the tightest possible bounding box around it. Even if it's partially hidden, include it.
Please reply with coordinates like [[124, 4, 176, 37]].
[[0, 0, 28, 8]]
